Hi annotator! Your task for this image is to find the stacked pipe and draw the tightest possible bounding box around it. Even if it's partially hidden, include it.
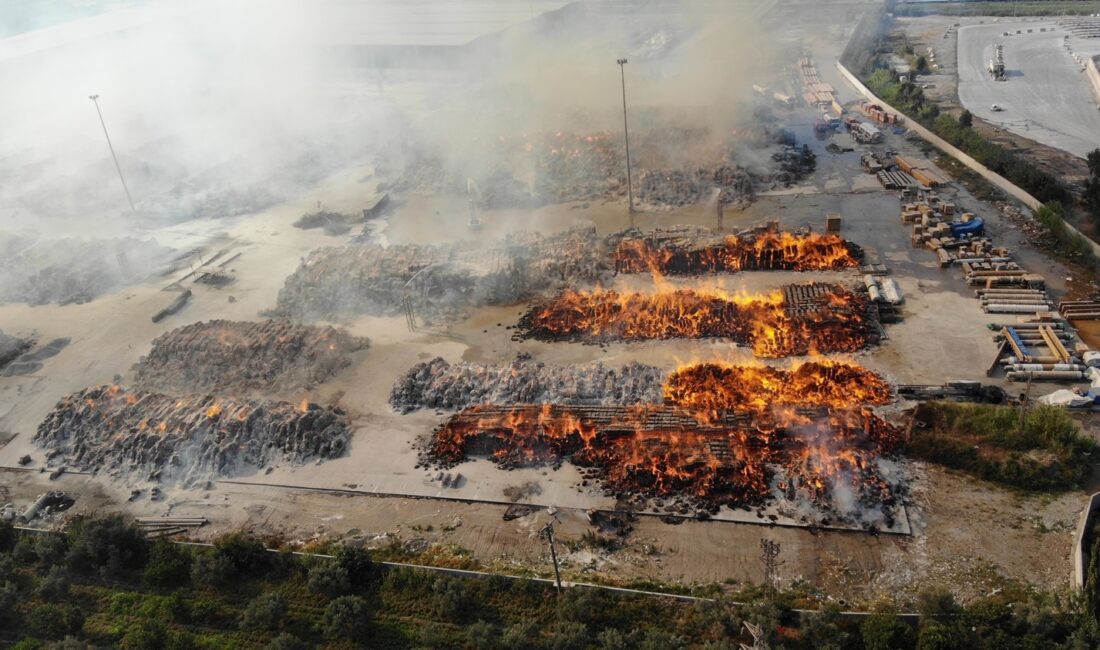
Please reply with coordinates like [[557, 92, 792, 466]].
[[978, 288, 1053, 314], [863, 275, 902, 304], [998, 324, 1085, 382]]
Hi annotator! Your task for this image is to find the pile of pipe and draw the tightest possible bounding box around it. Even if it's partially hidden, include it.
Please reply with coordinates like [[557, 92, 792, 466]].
[[389, 355, 664, 413], [133, 319, 367, 395], [978, 288, 1053, 314], [34, 385, 351, 486], [863, 275, 903, 304]]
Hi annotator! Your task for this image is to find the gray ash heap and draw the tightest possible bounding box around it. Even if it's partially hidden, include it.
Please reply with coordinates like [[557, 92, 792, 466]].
[[133, 320, 366, 395], [270, 226, 605, 322], [0, 234, 173, 306], [34, 385, 350, 486], [390, 355, 664, 413]]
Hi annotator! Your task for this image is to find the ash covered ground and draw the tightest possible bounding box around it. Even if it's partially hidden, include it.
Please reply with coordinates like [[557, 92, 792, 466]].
[[0, 233, 173, 306], [133, 319, 366, 396]]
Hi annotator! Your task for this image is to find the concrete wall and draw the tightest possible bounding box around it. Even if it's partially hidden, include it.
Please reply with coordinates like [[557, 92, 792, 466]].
[[1073, 492, 1100, 588], [1088, 56, 1100, 105], [835, 60, 1100, 257]]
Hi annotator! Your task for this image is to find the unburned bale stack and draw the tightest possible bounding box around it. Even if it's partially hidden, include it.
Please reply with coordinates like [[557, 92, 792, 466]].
[[390, 356, 664, 413], [134, 320, 366, 395], [34, 385, 350, 485]]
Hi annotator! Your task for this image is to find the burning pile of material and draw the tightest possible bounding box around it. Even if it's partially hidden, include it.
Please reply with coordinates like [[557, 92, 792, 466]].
[[390, 355, 664, 413], [270, 227, 604, 322], [663, 362, 891, 416], [133, 320, 367, 395], [428, 404, 900, 523], [34, 385, 350, 485], [610, 229, 861, 275], [516, 283, 879, 357]]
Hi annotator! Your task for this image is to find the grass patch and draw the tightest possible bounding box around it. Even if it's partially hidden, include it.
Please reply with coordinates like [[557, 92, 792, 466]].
[[906, 402, 1098, 491]]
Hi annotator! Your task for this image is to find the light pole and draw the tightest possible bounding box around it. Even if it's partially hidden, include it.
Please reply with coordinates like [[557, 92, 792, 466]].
[[89, 94, 136, 214], [616, 58, 634, 225]]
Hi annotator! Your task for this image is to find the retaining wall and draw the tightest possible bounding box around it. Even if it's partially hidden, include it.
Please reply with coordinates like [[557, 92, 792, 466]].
[[1088, 55, 1100, 105], [1073, 492, 1100, 588]]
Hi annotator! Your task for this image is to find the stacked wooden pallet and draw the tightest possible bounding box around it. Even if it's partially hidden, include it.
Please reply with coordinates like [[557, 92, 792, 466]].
[[1059, 300, 1100, 321]]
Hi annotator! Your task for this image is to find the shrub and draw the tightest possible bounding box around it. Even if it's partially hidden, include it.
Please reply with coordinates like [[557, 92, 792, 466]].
[[119, 619, 166, 650], [431, 575, 472, 621], [240, 592, 288, 631], [548, 621, 589, 650], [861, 611, 916, 650], [0, 580, 19, 625], [0, 520, 14, 552], [501, 620, 543, 650], [34, 534, 69, 567], [467, 619, 501, 650], [35, 566, 71, 601], [307, 561, 351, 598], [265, 633, 307, 650], [143, 539, 192, 588], [12, 536, 37, 565], [25, 603, 84, 640], [210, 532, 270, 575], [65, 516, 147, 578], [190, 550, 238, 588], [321, 595, 372, 640], [336, 545, 374, 589]]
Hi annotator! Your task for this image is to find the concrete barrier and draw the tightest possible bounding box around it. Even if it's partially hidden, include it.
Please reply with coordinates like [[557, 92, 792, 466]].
[[835, 60, 1100, 257], [1073, 492, 1100, 588], [1087, 55, 1100, 105]]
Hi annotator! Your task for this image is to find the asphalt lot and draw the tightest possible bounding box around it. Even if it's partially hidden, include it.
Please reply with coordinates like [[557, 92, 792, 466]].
[[957, 20, 1100, 158]]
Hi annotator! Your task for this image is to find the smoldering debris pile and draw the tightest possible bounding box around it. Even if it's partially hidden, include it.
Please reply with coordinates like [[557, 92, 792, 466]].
[[270, 227, 605, 322], [133, 320, 367, 395], [293, 209, 359, 236], [34, 385, 350, 485], [0, 330, 33, 371], [637, 165, 756, 209], [390, 355, 664, 413], [768, 145, 817, 187], [0, 234, 173, 306]]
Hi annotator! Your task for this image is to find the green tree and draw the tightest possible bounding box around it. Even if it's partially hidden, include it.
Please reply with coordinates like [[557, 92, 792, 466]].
[[321, 595, 371, 640], [861, 611, 916, 650], [1087, 148, 1100, 178], [35, 566, 71, 601], [264, 633, 307, 650], [307, 561, 351, 598], [467, 619, 501, 650], [143, 539, 191, 588], [916, 586, 959, 619], [65, 515, 147, 578], [958, 110, 973, 128], [336, 545, 374, 590], [501, 620, 543, 650], [916, 621, 956, 650], [240, 592, 288, 631]]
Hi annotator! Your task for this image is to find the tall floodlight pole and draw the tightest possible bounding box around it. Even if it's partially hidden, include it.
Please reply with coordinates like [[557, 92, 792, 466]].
[[616, 58, 634, 225], [89, 94, 136, 214]]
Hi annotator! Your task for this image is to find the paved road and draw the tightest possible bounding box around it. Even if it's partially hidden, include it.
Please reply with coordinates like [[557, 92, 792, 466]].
[[957, 20, 1100, 158]]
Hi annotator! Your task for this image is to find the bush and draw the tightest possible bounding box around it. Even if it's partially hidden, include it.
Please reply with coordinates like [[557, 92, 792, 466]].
[[119, 619, 166, 650], [0, 520, 14, 552], [190, 550, 238, 588], [240, 592, 288, 631], [264, 633, 307, 650], [321, 595, 372, 640], [143, 539, 192, 588], [25, 603, 84, 640], [431, 575, 472, 621], [35, 566, 71, 601], [861, 611, 915, 650], [336, 545, 374, 589], [467, 619, 501, 650], [65, 516, 147, 578], [0, 580, 19, 625], [548, 621, 589, 650], [12, 536, 37, 565], [501, 620, 543, 650], [211, 532, 270, 575], [34, 534, 69, 567], [307, 561, 351, 598], [916, 586, 959, 619]]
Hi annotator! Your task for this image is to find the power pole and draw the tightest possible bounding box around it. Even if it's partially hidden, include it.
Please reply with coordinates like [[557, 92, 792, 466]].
[[760, 539, 781, 597], [89, 94, 136, 215], [541, 522, 563, 593], [616, 58, 634, 225]]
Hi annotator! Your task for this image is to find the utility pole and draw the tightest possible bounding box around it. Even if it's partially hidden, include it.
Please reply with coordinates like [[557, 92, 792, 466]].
[[89, 94, 136, 215], [760, 539, 781, 597], [616, 58, 634, 225], [541, 522, 563, 593]]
